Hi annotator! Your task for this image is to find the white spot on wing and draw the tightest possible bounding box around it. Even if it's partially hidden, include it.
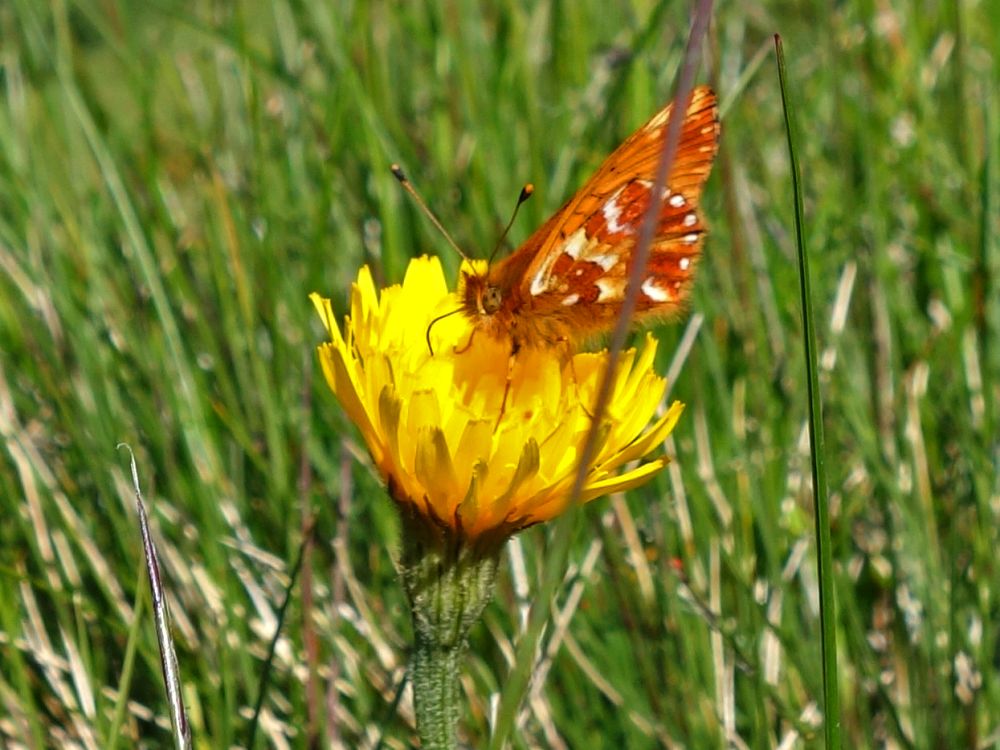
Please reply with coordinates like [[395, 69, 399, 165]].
[[531, 228, 589, 296], [669, 194, 685, 208], [561, 293, 580, 306], [602, 193, 627, 234], [596, 278, 621, 302], [563, 227, 587, 259], [530, 271, 548, 296], [530, 250, 560, 296], [679, 257, 690, 270], [641, 278, 671, 302], [684, 233, 699, 244], [588, 252, 618, 271], [683, 212, 697, 227]]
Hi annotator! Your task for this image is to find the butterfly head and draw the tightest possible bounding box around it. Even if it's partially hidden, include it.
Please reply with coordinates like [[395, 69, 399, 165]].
[[462, 270, 502, 315], [456, 265, 521, 346]]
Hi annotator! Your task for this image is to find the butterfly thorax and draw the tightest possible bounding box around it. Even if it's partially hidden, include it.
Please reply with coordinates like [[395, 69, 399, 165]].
[[460, 265, 582, 351]]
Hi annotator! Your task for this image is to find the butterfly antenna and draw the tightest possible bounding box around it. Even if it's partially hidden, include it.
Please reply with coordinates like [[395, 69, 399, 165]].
[[487, 183, 534, 265], [424, 306, 466, 356], [391, 164, 470, 263]]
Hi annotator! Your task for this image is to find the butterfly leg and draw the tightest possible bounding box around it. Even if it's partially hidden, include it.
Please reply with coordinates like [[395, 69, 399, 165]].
[[555, 337, 595, 420], [568, 356, 595, 420], [454, 328, 477, 354], [494, 341, 520, 432]]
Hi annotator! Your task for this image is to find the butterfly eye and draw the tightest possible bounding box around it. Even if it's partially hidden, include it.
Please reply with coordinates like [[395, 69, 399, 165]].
[[482, 286, 503, 314]]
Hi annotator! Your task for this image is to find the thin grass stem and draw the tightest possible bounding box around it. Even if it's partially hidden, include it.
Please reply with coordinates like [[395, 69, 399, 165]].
[[774, 34, 840, 750]]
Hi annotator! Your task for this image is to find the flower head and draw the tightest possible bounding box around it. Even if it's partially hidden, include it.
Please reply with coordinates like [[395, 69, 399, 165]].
[[311, 255, 681, 544]]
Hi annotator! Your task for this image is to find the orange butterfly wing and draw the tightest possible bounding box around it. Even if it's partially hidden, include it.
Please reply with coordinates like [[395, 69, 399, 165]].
[[485, 86, 720, 347]]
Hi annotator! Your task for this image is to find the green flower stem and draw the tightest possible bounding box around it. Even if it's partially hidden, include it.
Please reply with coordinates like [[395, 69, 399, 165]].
[[410, 635, 466, 750], [397, 507, 502, 749]]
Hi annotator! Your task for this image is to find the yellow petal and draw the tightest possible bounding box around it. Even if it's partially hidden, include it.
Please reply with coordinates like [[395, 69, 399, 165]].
[[313, 257, 684, 541]]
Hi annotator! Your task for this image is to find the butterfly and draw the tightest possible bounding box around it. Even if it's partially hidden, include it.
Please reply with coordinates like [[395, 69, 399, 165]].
[[459, 85, 720, 355]]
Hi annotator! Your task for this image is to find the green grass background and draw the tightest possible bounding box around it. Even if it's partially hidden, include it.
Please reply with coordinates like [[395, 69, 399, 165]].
[[1, 1, 997, 747]]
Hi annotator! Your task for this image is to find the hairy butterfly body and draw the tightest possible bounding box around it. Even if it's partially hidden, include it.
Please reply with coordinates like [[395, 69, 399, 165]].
[[460, 86, 720, 352]]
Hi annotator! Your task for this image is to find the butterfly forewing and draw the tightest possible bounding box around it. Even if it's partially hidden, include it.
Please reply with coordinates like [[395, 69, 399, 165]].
[[483, 86, 719, 346]]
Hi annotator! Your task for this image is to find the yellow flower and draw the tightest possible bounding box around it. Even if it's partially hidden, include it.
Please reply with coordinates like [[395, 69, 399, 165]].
[[311, 255, 682, 542]]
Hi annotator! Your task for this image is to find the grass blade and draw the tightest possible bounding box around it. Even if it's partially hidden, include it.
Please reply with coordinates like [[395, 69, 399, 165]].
[[119, 445, 192, 750], [245, 518, 315, 749], [774, 35, 840, 749]]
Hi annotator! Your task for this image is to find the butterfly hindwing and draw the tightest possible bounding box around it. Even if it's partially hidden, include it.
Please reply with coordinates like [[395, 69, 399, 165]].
[[464, 86, 720, 350], [505, 87, 719, 329]]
